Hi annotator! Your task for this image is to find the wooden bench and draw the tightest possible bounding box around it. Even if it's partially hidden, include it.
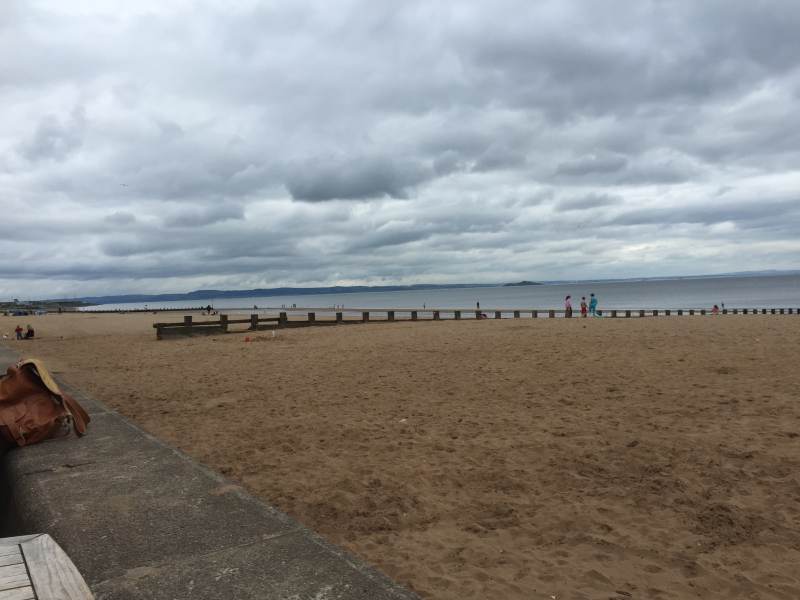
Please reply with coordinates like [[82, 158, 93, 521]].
[[0, 535, 92, 600]]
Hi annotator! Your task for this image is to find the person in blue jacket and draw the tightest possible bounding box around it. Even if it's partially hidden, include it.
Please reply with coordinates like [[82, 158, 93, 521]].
[[588, 293, 598, 317]]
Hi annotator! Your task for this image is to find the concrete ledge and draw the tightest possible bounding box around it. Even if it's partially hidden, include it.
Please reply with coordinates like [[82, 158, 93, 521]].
[[0, 346, 418, 600]]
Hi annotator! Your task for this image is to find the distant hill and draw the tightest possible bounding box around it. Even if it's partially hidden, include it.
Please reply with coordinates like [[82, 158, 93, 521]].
[[68, 283, 500, 306], [503, 281, 542, 287]]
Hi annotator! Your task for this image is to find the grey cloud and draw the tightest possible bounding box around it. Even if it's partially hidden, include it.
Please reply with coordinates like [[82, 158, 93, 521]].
[[473, 143, 528, 172], [556, 154, 627, 177], [285, 156, 432, 201], [163, 203, 245, 228], [104, 211, 137, 225], [18, 107, 86, 162], [2, 1, 800, 297], [609, 198, 800, 229], [556, 194, 622, 212]]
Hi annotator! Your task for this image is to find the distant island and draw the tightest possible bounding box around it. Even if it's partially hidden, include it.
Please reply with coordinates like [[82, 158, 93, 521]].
[[503, 281, 542, 287]]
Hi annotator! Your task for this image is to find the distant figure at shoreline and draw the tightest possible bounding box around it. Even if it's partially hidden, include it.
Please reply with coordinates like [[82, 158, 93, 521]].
[[565, 295, 573, 318], [712, 304, 720, 315], [589, 293, 598, 317], [476, 301, 480, 310], [580, 296, 588, 318]]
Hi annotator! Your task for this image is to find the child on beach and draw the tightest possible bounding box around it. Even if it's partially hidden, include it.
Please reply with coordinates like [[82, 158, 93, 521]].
[[580, 297, 588, 317], [589, 293, 598, 316], [14, 325, 23, 340], [565, 295, 573, 318]]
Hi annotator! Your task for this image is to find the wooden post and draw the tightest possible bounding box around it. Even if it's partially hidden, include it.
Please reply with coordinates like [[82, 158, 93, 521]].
[[475, 310, 481, 319], [639, 310, 645, 317], [308, 312, 316, 322], [762, 308, 767, 314], [771, 308, 776, 314], [250, 314, 259, 329], [732, 309, 737, 315], [549, 310, 555, 318], [532, 310, 538, 318], [387, 311, 395, 321], [433, 311, 440, 320], [514, 310, 520, 318], [495, 311, 501, 319], [665, 309, 671, 316], [625, 310, 631, 318], [789, 308, 794, 315], [779, 308, 784, 314], [279, 311, 287, 326], [700, 309, 706, 316], [743, 308, 748, 315], [336, 312, 343, 323], [652, 310, 658, 317], [454, 310, 461, 320], [156, 325, 163, 340], [611, 310, 617, 318], [184, 315, 192, 327], [689, 309, 695, 315], [362, 311, 370, 322], [220, 314, 228, 332], [411, 311, 418, 321]]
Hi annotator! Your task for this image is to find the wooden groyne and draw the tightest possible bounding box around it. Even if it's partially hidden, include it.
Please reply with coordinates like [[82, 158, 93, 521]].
[[153, 307, 799, 339]]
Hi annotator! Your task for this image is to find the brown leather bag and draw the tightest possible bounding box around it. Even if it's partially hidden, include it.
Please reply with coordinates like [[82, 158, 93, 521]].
[[0, 359, 90, 448]]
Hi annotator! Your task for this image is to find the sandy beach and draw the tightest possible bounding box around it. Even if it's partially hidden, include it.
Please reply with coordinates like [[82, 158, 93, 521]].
[[2, 312, 799, 599]]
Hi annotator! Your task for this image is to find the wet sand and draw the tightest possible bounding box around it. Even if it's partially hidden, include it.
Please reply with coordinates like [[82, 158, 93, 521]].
[[2, 312, 799, 599]]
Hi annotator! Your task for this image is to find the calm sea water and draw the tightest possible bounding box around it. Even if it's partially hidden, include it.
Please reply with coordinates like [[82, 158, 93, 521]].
[[87, 274, 800, 313]]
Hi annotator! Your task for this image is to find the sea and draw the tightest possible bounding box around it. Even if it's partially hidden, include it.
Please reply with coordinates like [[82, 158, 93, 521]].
[[84, 273, 800, 314]]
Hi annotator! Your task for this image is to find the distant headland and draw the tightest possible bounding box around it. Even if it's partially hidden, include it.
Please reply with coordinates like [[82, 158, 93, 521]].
[[503, 281, 542, 287]]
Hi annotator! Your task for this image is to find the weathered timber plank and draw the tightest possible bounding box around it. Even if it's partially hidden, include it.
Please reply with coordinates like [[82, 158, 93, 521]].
[[22, 535, 93, 599], [0, 537, 38, 547], [0, 586, 36, 600], [0, 563, 29, 592], [0, 554, 22, 568]]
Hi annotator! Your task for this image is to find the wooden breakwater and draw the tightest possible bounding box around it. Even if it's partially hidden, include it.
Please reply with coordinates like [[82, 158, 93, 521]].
[[153, 307, 799, 339]]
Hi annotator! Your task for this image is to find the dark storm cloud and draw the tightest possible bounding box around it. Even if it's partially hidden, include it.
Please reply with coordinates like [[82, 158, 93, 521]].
[[2, 0, 800, 297]]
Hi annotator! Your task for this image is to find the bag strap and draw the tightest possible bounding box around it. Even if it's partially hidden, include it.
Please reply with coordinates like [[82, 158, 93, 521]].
[[61, 392, 90, 436]]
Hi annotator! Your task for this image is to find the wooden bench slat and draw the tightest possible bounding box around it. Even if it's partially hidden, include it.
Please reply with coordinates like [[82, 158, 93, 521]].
[[0, 563, 29, 592], [0, 549, 20, 560], [22, 535, 93, 600], [0, 554, 22, 568], [0, 586, 36, 600], [0, 537, 38, 548]]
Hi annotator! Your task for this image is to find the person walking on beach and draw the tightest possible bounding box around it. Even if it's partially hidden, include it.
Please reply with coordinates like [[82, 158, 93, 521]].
[[14, 325, 23, 340], [580, 296, 588, 318], [587, 293, 597, 316], [476, 301, 480, 311], [565, 295, 573, 318]]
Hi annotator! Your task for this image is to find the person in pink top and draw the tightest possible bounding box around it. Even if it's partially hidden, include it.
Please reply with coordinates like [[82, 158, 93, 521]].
[[565, 295, 573, 318]]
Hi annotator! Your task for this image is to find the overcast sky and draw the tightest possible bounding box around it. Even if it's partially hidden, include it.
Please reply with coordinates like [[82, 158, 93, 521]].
[[2, 0, 800, 298]]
